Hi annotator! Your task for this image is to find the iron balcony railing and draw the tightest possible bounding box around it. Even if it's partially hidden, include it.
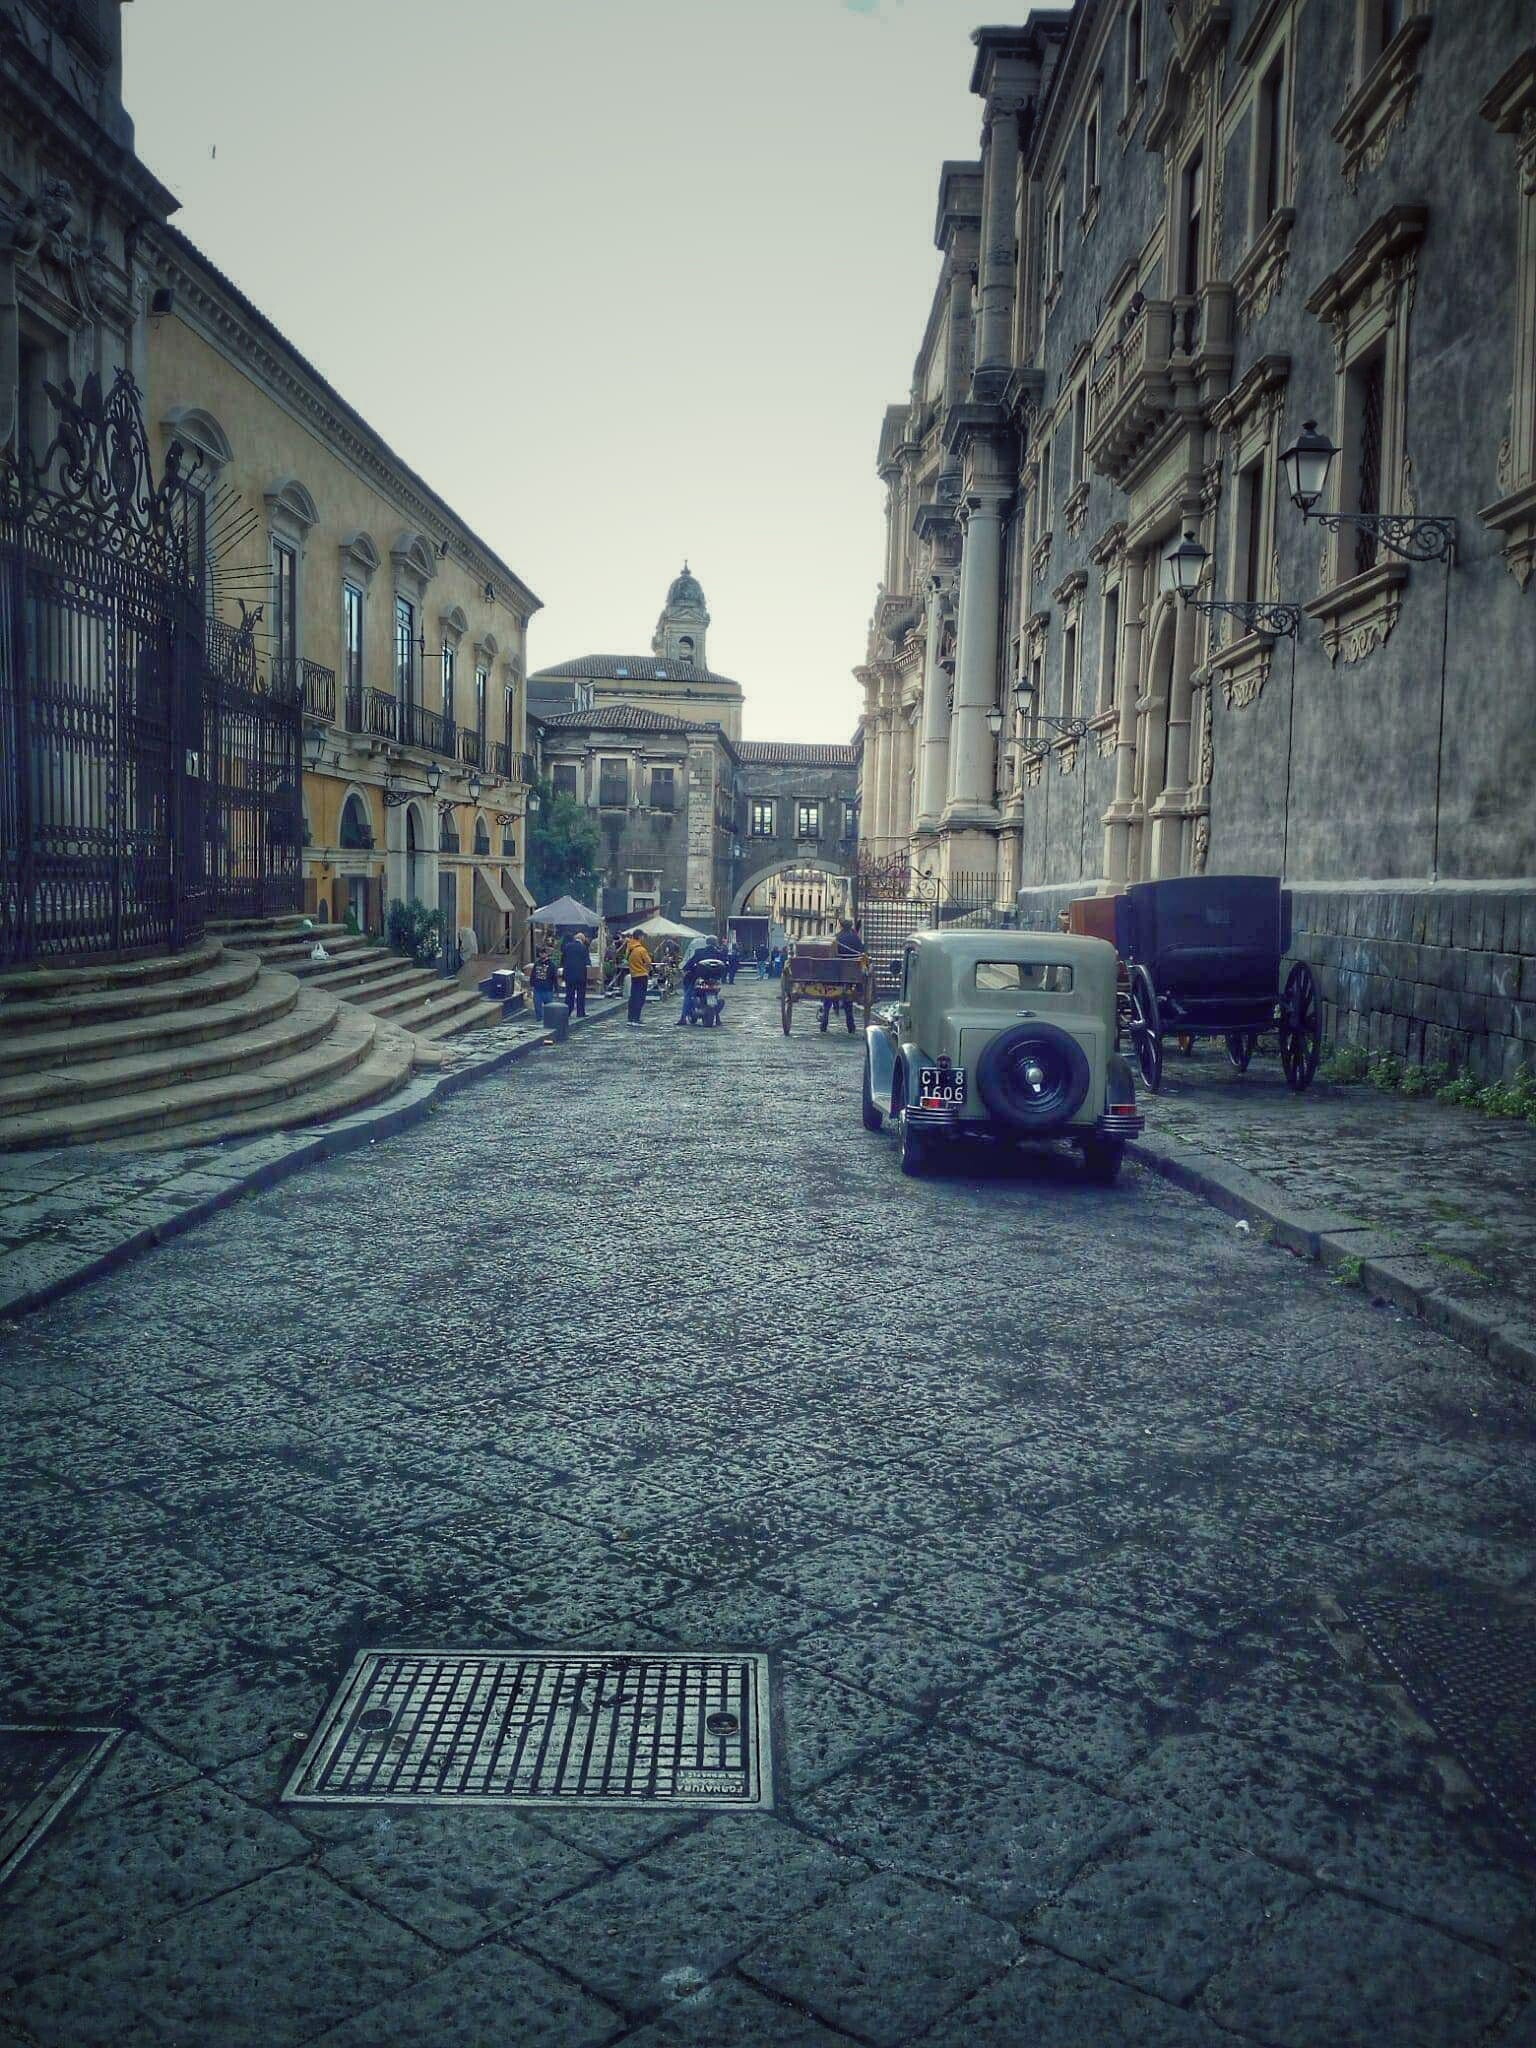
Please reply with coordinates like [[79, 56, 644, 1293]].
[[458, 726, 486, 769], [488, 739, 510, 779], [400, 699, 450, 754], [439, 824, 461, 854], [298, 659, 336, 723]]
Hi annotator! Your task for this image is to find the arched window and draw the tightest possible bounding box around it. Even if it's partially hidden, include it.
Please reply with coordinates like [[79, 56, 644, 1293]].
[[678, 635, 695, 665], [340, 793, 373, 849], [473, 813, 491, 856]]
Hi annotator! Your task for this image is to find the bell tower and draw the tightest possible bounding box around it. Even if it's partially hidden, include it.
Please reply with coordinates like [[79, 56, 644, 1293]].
[[652, 561, 709, 670]]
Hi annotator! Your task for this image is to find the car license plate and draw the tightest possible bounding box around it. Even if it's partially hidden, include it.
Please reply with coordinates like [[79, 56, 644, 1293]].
[[918, 1066, 965, 1108]]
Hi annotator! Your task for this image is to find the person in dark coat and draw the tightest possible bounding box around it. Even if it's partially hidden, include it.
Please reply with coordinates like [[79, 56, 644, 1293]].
[[529, 949, 558, 1023], [560, 930, 591, 1019], [818, 918, 866, 1034]]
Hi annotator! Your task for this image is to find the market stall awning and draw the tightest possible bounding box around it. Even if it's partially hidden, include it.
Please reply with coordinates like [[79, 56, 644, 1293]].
[[531, 894, 600, 925], [629, 913, 705, 940]]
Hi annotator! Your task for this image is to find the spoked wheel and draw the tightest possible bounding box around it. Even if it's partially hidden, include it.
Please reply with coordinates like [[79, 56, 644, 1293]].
[[780, 985, 793, 1035], [1128, 963, 1163, 1094], [1225, 1030, 1258, 1071], [1280, 961, 1322, 1091]]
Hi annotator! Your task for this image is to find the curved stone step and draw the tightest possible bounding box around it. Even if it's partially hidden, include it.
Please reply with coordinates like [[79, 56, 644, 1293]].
[[97, 1020, 419, 1152], [311, 953, 431, 997], [0, 985, 339, 1115], [365, 968, 458, 1015], [0, 937, 224, 1003], [0, 1005, 379, 1149], [207, 914, 321, 940], [0, 968, 299, 1078], [0, 948, 260, 1033], [394, 986, 504, 1039], [226, 929, 369, 966]]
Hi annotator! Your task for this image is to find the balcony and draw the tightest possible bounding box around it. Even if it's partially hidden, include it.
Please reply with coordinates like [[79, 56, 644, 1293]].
[[400, 699, 451, 755], [1086, 285, 1234, 488], [458, 726, 485, 770], [297, 659, 336, 723]]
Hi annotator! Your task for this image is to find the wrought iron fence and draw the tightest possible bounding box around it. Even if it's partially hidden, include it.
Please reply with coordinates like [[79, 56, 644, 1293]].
[[1, 369, 207, 965], [202, 617, 304, 921], [852, 855, 1001, 990]]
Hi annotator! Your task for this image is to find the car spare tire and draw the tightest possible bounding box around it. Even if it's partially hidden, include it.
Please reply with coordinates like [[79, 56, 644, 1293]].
[[975, 1021, 1091, 1130]]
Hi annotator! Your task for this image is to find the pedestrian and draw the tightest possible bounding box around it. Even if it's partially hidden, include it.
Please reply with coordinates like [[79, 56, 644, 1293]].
[[756, 943, 768, 979], [560, 928, 590, 1020], [623, 930, 652, 1024], [818, 916, 866, 1034], [529, 947, 558, 1024], [726, 936, 740, 985], [678, 931, 730, 1025]]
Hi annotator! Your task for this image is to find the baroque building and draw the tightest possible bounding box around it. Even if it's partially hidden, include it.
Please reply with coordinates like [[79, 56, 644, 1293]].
[[139, 226, 540, 962], [857, 2, 1536, 1078], [530, 564, 744, 740]]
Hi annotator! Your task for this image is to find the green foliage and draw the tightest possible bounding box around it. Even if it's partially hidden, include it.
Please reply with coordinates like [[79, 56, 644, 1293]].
[[1331, 1254, 1364, 1288], [1436, 1071, 1483, 1107], [1367, 1053, 1403, 1091], [526, 779, 600, 908], [386, 898, 443, 965], [1318, 1044, 1370, 1084], [1397, 1061, 1448, 1098], [1472, 1068, 1536, 1121]]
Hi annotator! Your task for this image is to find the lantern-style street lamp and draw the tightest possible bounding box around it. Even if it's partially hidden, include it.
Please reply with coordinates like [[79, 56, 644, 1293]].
[[1278, 420, 1456, 562], [1159, 532, 1301, 637]]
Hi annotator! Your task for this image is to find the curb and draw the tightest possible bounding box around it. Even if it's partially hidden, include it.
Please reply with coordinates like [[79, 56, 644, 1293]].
[[1128, 1133, 1536, 1386], [0, 999, 626, 1324]]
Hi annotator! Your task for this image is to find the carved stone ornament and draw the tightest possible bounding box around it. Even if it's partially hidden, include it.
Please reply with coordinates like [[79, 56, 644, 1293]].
[[1233, 208, 1295, 332], [1191, 813, 1211, 875], [1024, 749, 1045, 788], [1094, 712, 1119, 758], [1032, 529, 1054, 584], [1195, 680, 1215, 789], [1332, 16, 1433, 192], [1063, 480, 1091, 539], [1303, 561, 1410, 665]]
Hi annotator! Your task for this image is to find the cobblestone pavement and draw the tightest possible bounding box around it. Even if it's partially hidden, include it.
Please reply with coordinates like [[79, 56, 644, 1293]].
[[1141, 1048, 1536, 1331], [2, 979, 1534, 2046]]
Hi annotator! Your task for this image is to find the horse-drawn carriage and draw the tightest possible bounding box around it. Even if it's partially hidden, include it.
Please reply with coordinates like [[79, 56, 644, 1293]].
[[1107, 875, 1322, 1094], [780, 938, 874, 1035]]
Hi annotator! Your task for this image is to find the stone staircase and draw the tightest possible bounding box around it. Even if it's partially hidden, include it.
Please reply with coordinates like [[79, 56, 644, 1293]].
[[0, 940, 416, 1152], [210, 917, 504, 1043]]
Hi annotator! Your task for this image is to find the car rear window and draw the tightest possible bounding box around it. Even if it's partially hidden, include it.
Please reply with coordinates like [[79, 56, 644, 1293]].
[[974, 961, 1074, 993]]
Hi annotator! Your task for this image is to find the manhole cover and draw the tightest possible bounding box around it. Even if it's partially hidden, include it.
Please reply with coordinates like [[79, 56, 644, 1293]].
[[284, 1651, 773, 1809], [1343, 1591, 1536, 1848], [0, 1725, 119, 1886]]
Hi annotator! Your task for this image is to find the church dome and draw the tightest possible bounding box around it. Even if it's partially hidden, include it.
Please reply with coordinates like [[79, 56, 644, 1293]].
[[665, 562, 705, 609]]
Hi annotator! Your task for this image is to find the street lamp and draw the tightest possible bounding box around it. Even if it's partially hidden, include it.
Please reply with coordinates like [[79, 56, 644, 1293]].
[[1011, 678, 1094, 880], [1277, 419, 1456, 562], [986, 704, 1004, 737], [1159, 531, 1301, 637], [466, 768, 483, 806], [425, 760, 442, 798]]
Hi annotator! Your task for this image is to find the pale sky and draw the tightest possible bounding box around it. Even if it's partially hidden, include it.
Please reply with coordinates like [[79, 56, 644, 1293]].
[[122, 0, 990, 743]]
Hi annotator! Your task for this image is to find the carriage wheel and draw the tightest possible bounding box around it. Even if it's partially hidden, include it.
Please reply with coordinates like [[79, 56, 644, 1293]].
[[1225, 1030, 1258, 1071], [1280, 962, 1321, 1092], [780, 984, 793, 1035], [1128, 964, 1163, 1094]]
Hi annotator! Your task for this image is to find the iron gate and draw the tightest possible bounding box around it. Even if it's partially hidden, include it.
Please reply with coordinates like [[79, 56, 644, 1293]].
[[202, 618, 304, 922], [1, 370, 205, 967], [853, 856, 1004, 991]]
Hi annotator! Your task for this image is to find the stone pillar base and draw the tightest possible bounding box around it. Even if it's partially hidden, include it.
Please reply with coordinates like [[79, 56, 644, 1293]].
[[939, 824, 1000, 879]]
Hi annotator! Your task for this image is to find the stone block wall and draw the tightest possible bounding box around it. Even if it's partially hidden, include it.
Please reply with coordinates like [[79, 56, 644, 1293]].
[[1289, 888, 1536, 1082]]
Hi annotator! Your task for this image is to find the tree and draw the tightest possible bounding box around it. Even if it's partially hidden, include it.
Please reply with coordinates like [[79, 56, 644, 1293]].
[[526, 779, 600, 907]]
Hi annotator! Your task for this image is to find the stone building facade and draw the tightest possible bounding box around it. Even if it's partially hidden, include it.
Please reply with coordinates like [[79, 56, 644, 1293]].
[[529, 566, 744, 741], [857, 2, 1536, 1077], [534, 702, 737, 932], [733, 741, 861, 926], [139, 227, 540, 960]]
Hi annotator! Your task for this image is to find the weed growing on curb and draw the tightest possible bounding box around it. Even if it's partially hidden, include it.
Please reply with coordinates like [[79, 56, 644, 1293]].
[[1332, 1255, 1364, 1287]]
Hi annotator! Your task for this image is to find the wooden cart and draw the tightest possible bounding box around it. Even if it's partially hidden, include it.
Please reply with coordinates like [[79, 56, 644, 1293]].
[[780, 942, 874, 1035]]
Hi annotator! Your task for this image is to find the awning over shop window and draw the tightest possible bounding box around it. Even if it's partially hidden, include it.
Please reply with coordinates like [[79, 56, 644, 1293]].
[[502, 869, 535, 911], [478, 867, 514, 915]]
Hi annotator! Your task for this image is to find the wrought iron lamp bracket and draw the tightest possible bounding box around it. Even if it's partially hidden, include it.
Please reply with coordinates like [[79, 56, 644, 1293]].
[[1177, 596, 1302, 637], [1301, 509, 1457, 564]]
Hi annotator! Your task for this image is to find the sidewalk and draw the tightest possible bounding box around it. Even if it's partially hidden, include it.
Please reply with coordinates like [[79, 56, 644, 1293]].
[[1133, 1047, 1536, 1382], [0, 996, 623, 1324]]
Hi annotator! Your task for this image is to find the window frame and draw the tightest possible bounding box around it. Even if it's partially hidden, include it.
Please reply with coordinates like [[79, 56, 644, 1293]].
[[750, 798, 775, 837], [796, 799, 822, 841]]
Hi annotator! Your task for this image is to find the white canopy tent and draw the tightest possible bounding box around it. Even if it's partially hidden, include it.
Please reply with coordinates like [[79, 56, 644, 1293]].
[[627, 913, 705, 941]]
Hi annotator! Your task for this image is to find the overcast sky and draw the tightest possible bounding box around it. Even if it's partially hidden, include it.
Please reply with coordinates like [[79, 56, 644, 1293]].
[[122, 0, 989, 742]]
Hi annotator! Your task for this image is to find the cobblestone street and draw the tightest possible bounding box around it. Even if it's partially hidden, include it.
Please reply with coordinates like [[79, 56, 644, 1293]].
[[2, 978, 1534, 2047]]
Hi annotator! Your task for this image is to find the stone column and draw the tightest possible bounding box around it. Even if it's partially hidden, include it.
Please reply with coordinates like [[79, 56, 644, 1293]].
[[877, 687, 901, 854], [1149, 594, 1198, 880], [856, 668, 886, 853], [942, 486, 1008, 854], [974, 100, 1022, 395], [913, 577, 952, 840], [891, 699, 917, 850], [1103, 550, 1146, 889]]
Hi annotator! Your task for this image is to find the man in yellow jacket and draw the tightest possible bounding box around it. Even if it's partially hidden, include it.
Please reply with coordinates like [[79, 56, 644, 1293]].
[[623, 932, 652, 1025]]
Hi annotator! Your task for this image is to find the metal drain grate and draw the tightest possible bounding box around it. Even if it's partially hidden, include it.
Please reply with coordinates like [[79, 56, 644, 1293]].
[[1344, 1591, 1536, 1849], [284, 1650, 772, 1809], [1, 1725, 119, 1886]]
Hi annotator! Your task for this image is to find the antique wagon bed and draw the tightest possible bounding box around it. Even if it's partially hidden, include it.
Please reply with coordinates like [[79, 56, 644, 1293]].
[[780, 945, 874, 1035]]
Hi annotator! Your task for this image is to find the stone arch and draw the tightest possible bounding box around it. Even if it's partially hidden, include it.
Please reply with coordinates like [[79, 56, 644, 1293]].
[[162, 404, 233, 474], [731, 854, 852, 918], [338, 787, 374, 850], [265, 475, 319, 530]]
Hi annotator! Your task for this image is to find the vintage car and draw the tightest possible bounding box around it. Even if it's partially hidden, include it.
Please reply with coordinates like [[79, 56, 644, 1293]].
[[861, 928, 1144, 1181]]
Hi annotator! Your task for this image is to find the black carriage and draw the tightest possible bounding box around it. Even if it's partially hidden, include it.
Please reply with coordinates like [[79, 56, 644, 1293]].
[[1114, 875, 1321, 1094]]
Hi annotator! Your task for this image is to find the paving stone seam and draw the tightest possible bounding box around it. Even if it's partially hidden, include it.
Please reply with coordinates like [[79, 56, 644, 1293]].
[[0, 1000, 625, 1325], [1128, 1134, 1536, 1387]]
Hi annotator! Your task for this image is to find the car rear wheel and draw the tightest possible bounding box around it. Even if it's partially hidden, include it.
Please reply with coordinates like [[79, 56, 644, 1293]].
[[975, 1021, 1091, 1130], [1079, 1135, 1125, 1185], [861, 1050, 884, 1132]]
